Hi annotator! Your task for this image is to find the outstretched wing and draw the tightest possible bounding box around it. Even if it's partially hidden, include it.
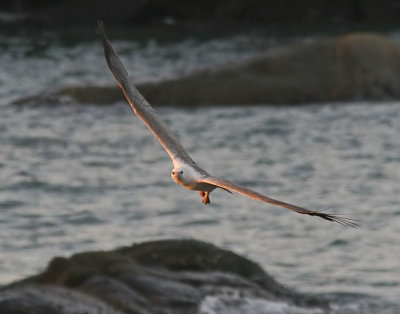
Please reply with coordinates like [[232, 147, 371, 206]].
[[98, 21, 196, 168], [200, 176, 359, 227], [99, 22, 358, 228]]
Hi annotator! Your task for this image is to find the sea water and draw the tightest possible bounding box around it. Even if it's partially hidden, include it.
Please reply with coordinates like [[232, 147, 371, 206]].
[[0, 28, 399, 313]]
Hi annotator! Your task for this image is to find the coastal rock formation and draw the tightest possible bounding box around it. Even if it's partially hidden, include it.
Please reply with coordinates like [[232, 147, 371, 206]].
[[1, 0, 400, 27], [0, 239, 329, 314], [13, 33, 400, 106], [137, 33, 400, 105]]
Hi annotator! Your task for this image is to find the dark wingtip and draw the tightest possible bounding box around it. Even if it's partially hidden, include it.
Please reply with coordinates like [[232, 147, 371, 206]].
[[97, 20, 108, 45], [317, 212, 360, 228], [97, 20, 129, 81], [97, 20, 105, 34]]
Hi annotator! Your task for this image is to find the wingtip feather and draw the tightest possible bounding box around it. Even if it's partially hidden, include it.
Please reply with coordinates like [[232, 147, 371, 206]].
[[313, 212, 360, 228]]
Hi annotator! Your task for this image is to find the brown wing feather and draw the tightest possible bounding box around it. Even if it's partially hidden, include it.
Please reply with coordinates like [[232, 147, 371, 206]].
[[200, 176, 359, 228], [98, 22, 197, 167]]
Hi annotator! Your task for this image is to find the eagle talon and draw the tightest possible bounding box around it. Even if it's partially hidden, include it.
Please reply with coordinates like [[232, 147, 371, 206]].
[[200, 191, 210, 204]]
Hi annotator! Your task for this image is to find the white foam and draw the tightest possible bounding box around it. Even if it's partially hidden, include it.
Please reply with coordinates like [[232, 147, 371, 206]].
[[199, 292, 324, 314]]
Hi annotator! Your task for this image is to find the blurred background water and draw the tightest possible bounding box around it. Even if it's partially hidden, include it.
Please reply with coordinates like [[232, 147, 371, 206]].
[[0, 28, 399, 313]]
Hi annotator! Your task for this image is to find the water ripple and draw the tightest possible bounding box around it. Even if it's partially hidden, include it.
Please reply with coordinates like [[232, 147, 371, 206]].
[[0, 30, 399, 311]]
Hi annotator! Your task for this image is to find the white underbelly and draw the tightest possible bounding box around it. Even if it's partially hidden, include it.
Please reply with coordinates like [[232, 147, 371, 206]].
[[182, 181, 216, 192]]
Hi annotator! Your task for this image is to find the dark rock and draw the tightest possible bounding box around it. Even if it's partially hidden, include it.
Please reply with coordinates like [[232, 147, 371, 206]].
[[0, 285, 123, 314], [137, 33, 400, 105], [11, 86, 123, 107], [13, 32, 400, 107], [2, 0, 400, 27], [0, 239, 330, 314], [79, 276, 152, 314]]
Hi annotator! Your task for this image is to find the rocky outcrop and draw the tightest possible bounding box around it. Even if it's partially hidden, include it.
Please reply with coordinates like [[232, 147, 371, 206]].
[[0, 239, 329, 314], [1, 0, 400, 27], [13, 32, 400, 106], [137, 32, 400, 105]]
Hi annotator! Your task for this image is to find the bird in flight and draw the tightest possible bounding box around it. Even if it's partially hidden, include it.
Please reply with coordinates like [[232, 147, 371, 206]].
[[98, 22, 358, 228]]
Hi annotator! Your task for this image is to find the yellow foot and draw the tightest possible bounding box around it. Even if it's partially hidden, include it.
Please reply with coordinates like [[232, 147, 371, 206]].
[[200, 191, 210, 204]]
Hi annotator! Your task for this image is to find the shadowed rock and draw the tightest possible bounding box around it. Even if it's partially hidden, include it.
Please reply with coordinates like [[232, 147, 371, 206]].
[[136, 33, 400, 105], [12, 32, 400, 107], [2, 0, 400, 27], [0, 239, 330, 314]]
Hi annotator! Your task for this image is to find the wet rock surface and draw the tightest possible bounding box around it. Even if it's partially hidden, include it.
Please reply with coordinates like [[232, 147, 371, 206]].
[[13, 32, 400, 107], [0, 239, 330, 314]]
